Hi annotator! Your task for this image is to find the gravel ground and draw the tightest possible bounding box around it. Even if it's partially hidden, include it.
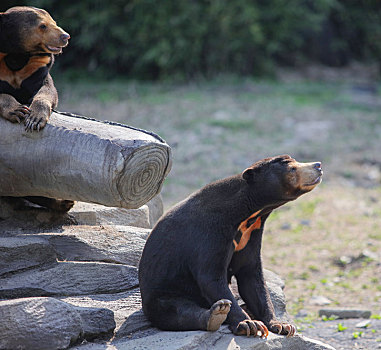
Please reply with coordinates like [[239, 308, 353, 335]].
[[299, 318, 381, 349]]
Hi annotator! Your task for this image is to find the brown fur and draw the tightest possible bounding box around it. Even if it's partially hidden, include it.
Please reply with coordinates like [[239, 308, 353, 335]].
[[0, 6, 69, 131], [0, 7, 73, 212]]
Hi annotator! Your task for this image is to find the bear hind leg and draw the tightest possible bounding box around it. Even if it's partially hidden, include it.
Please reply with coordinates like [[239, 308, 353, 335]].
[[24, 196, 74, 212], [147, 297, 231, 332]]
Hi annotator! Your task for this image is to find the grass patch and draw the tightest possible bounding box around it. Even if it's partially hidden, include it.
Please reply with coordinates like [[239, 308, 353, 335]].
[[337, 323, 348, 332], [207, 119, 255, 131]]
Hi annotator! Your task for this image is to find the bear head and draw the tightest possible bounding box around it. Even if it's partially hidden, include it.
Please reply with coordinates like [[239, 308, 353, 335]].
[[242, 154, 323, 204], [0, 6, 69, 55]]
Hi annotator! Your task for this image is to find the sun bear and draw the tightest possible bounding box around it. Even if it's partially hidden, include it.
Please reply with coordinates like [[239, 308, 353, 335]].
[[0, 6, 72, 212], [0, 6, 69, 131], [139, 155, 323, 337]]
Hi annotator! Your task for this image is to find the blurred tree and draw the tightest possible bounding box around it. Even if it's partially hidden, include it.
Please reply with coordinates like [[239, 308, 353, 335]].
[[2, 0, 380, 79]]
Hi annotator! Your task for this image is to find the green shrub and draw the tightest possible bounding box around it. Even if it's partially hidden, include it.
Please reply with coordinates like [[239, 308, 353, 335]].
[[2, 0, 380, 79]]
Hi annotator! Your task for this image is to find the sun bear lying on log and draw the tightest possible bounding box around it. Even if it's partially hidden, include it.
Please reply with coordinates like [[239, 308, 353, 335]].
[[139, 155, 323, 337], [0, 6, 69, 131], [0, 6, 72, 212]]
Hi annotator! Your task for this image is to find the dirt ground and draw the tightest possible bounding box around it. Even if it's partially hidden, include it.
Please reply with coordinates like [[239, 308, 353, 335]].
[[57, 67, 381, 348]]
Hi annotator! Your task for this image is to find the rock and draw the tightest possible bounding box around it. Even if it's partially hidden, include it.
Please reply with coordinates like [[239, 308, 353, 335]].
[[48, 224, 150, 266], [146, 194, 164, 227], [0, 261, 138, 299], [359, 249, 378, 261], [264, 269, 286, 289], [334, 255, 353, 267], [70, 202, 151, 228], [263, 269, 290, 322], [281, 223, 292, 230], [74, 306, 116, 340], [319, 309, 372, 319], [76, 326, 335, 350], [0, 236, 56, 276], [62, 288, 150, 338], [0, 297, 83, 350], [295, 309, 309, 318], [310, 296, 332, 306], [355, 320, 371, 328]]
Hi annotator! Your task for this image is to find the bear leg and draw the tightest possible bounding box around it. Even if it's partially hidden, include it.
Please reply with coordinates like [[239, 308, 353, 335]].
[[24, 196, 74, 212], [145, 297, 231, 332]]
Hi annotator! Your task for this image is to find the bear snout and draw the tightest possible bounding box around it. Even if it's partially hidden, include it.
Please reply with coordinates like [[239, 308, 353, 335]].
[[60, 33, 70, 45]]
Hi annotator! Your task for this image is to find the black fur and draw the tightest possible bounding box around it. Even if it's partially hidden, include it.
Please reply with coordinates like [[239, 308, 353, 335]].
[[139, 155, 321, 336]]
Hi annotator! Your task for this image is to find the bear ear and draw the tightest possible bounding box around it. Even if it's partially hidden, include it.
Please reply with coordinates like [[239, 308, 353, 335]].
[[242, 167, 259, 182]]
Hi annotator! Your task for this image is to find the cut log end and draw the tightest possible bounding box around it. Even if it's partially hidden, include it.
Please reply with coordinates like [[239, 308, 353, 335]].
[[118, 145, 172, 209]]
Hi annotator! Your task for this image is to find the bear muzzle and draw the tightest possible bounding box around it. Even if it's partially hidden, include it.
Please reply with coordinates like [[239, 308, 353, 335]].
[[298, 161, 323, 189]]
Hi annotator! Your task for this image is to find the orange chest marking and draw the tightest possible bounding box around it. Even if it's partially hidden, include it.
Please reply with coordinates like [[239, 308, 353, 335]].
[[0, 53, 51, 89], [233, 210, 262, 252]]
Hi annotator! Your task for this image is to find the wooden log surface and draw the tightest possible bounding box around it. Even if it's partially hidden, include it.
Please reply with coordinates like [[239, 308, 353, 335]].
[[0, 111, 172, 209]]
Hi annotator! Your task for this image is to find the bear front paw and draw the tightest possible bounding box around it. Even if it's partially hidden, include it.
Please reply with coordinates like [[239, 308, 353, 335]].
[[232, 319, 268, 337], [268, 321, 296, 337], [25, 101, 51, 131], [1, 101, 30, 124]]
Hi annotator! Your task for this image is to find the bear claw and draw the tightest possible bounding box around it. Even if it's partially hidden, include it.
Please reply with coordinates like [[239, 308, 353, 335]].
[[269, 322, 296, 337], [234, 319, 268, 337]]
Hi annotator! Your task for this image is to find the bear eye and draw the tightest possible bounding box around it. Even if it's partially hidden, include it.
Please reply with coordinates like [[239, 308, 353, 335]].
[[290, 167, 297, 172], [39, 24, 47, 30]]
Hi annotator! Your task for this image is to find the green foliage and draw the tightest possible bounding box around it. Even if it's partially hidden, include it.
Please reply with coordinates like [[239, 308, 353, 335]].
[[3, 0, 381, 79], [352, 331, 363, 339], [321, 315, 338, 321], [337, 323, 347, 332]]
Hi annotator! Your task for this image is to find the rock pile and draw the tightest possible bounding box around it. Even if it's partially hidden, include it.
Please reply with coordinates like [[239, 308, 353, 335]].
[[0, 196, 335, 350]]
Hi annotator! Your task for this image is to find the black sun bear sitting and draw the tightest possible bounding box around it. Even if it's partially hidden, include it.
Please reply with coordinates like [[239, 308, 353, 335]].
[[139, 155, 323, 337], [0, 6, 69, 131]]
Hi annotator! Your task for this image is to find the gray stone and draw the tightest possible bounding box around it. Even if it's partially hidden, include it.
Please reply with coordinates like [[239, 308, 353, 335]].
[[264, 269, 290, 323], [0, 297, 83, 350], [70, 201, 151, 228], [355, 320, 371, 328], [310, 296, 332, 306], [48, 224, 150, 266], [0, 261, 138, 299], [146, 194, 164, 227], [295, 309, 309, 318], [264, 269, 286, 289], [281, 223, 291, 230], [74, 306, 116, 340], [74, 326, 335, 350], [319, 309, 372, 319], [62, 288, 150, 338], [0, 236, 56, 276]]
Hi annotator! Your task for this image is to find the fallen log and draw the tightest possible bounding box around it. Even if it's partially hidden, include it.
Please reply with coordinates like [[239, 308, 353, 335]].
[[0, 111, 172, 209]]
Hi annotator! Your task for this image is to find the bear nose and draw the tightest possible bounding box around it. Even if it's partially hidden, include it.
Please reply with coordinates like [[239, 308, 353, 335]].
[[60, 33, 70, 42], [314, 162, 322, 171]]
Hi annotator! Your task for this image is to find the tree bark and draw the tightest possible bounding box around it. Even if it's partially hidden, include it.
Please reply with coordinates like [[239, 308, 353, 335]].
[[0, 111, 172, 209]]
